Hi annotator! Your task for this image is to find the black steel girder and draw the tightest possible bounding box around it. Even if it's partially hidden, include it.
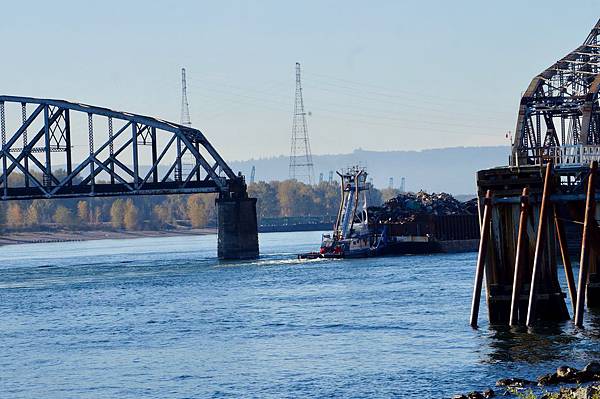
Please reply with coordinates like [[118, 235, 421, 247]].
[[0, 96, 246, 201]]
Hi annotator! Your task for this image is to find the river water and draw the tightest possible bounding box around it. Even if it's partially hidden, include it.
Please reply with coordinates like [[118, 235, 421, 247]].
[[2, 231, 600, 398]]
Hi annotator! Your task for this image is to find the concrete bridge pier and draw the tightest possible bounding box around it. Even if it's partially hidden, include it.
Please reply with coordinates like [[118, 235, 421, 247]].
[[216, 195, 259, 260]]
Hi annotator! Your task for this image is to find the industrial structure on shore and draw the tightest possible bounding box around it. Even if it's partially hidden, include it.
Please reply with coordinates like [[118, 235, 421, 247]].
[[472, 19, 600, 328]]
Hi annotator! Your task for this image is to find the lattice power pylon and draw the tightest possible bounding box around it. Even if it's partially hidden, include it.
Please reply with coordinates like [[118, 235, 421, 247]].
[[179, 68, 197, 181], [512, 19, 600, 166], [181, 68, 192, 128], [289, 62, 315, 184]]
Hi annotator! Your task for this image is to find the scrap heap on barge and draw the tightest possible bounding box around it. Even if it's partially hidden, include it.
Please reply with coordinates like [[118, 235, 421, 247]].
[[299, 167, 480, 259]]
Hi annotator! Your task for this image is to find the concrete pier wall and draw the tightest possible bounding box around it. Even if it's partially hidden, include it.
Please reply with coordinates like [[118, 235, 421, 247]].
[[216, 197, 259, 260]]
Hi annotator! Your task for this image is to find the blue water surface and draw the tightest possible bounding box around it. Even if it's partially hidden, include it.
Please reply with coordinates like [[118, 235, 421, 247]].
[[1, 231, 600, 398]]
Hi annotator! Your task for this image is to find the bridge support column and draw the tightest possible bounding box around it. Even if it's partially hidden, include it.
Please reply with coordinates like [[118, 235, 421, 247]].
[[216, 196, 259, 260]]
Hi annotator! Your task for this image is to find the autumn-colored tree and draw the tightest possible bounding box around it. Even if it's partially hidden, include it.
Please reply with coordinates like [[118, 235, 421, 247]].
[[277, 180, 299, 216], [77, 201, 90, 224], [93, 206, 103, 225], [6, 203, 24, 228], [110, 199, 125, 229], [316, 181, 343, 215], [123, 199, 140, 230], [248, 181, 280, 220], [29, 200, 53, 225], [53, 206, 75, 226], [153, 204, 171, 226], [277, 180, 320, 216], [25, 203, 40, 227], [165, 196, 187, 221], [187, 194, 208, 228]]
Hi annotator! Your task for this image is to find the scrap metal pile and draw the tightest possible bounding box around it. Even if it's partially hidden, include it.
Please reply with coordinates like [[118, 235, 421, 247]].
[[368, 191, 478, 223]]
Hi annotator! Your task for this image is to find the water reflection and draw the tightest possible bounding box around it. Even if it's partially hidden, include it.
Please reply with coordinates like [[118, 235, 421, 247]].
[[582, 308, 600, 338], [484, 322, 579, 363]]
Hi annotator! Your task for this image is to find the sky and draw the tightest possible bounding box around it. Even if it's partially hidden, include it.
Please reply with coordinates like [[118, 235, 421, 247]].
[[1, 1, 599, 162]]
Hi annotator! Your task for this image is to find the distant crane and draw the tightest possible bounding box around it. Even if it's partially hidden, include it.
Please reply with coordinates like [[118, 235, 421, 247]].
[[288, 62, 315, 184]]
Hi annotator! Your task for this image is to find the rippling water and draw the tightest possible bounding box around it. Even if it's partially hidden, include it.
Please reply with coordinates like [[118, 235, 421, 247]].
[[2, 231, 600, 398]]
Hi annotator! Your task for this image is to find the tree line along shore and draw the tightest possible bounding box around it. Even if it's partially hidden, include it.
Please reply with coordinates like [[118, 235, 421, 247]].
[[0, 175, 408, 234]]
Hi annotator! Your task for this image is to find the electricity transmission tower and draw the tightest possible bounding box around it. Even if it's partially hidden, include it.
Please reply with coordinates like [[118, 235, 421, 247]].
[[179, 68, 195, 180], [289, 62, 315, 184], [181, 68, 192, 127]]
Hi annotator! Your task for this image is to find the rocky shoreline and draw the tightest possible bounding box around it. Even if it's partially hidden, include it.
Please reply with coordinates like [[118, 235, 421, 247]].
[[453, 362, 600, 399]]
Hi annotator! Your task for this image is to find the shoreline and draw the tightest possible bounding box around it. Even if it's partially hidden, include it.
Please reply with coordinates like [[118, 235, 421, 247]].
[[454, 362, 600, 399], [0, 228, 217, 246]]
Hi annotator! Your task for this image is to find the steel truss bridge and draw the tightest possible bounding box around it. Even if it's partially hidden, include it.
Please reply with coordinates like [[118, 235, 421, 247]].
[[512, 19, 600, 167], [0, 96, 246, 201]]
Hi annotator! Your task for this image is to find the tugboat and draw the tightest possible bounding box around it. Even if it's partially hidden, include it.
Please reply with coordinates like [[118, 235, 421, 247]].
[[299, 166, 385, 259], [297, 166, 480, 260]]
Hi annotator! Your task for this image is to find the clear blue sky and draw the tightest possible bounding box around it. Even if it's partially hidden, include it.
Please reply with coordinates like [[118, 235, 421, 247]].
[[1, 1, 599, 161]]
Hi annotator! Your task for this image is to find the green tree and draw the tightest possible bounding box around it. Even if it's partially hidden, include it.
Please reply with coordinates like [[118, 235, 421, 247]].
[[110, 199, 125, 229]]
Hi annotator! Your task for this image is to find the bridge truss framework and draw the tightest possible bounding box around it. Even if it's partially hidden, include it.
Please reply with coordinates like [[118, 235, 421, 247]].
[[0, 96, 246, 201], [512, 19, 600, 167]]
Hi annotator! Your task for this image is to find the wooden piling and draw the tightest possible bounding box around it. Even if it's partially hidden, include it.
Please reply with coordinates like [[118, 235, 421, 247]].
[[554, 207, 577, 314], [470, 189, 493, 328], [509, 188, 529, 326], [575, 161, 597, 328], [526, 161, 553, 327]]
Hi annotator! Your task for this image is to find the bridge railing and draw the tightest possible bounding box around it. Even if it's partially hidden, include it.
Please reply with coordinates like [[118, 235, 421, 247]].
[[517, 145, 600, 167]]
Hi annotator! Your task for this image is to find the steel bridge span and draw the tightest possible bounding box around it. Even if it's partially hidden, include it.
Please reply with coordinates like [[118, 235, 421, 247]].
[[0, 96, 258, 259], [473, 19, 600, 328]]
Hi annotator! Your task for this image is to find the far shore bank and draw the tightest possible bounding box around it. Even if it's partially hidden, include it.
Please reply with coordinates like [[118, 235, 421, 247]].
[[0, 228, 217, 246]]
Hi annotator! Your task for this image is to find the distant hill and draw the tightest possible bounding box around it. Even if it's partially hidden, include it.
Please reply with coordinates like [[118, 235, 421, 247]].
[[230, 146, 510, 195], [51, 146, 509, 196]]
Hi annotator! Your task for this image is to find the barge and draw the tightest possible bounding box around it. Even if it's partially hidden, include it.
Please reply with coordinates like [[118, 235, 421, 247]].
[[298, 167, 479, 259]]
